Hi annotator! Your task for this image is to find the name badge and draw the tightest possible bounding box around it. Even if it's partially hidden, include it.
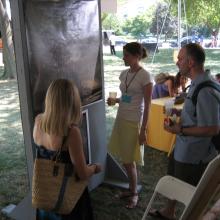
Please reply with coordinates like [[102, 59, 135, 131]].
[[122, 94, 132, 103]]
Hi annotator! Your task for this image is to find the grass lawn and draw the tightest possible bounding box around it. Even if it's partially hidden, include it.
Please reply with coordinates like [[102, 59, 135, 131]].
[[0, 79, 28, 220], [114, 48, 220, 76], [0, 48, 220, 220]]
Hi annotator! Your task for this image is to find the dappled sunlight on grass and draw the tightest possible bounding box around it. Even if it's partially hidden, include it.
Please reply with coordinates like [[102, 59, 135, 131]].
[[0, 112, 11, 118], [211, 50, 220, 54], [0, 79, 28, 216], [0, 47, 220, 220], [203, 50, 220, 73], [105, 105, 117, 141]]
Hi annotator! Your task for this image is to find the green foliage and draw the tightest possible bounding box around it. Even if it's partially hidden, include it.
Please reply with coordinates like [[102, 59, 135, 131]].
[[169, 0, 220, 32], [184, 24, 211, 38], [101, 13, 108, 22], [122, 11, 153, 37], [101, 13, 123, 35], [117, 0, 127, 6], [186, 1, 220, 30], [150, 2, 177, 40]]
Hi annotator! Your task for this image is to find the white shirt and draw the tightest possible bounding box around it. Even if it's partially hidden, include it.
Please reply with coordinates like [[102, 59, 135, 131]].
[[117, 68, 153, 122], [109, 35, 116, 46]]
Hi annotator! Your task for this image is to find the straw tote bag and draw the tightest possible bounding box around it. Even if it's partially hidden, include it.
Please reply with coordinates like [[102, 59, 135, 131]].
[[32, 137, 88, 215]]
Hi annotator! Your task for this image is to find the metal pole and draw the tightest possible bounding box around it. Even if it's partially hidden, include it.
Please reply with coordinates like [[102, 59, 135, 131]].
[[178, 0, 181, 49], [151, 0, 171, 64]]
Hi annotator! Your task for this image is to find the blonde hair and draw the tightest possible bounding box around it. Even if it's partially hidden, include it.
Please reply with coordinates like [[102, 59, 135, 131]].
[[40, 79, 81, 136]]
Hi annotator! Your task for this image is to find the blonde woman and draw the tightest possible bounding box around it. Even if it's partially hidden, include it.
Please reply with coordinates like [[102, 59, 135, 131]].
[[33, 79, 101, 220], [108, 42, 153, 209]]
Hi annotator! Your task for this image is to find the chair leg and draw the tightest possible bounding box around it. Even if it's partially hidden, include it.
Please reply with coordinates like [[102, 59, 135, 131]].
[[142, 192, 157, 220]]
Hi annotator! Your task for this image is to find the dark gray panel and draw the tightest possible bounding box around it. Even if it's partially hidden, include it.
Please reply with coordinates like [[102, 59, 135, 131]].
[[25, 0, 102, 115]]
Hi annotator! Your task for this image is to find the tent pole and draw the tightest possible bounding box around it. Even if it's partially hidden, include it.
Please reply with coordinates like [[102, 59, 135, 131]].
[[178, 0, 181, 49]]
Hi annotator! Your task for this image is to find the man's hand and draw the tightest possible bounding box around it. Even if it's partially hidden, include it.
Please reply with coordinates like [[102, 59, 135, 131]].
[[163, 107, 182, 117], [164, 121, 181, 134]]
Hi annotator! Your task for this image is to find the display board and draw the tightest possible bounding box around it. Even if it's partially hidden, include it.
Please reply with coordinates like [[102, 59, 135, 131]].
[[8, 1, 110, 219], [81, 109, 91, 164], [25, 0, 102, 115]]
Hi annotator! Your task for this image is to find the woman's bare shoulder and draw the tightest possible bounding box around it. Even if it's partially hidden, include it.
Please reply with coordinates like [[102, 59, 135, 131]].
[[33, 114, 43, 144], [35, 113, 43, 123]]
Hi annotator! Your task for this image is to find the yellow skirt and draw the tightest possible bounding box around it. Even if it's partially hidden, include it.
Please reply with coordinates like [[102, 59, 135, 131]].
[[108, 117, 144, 166]]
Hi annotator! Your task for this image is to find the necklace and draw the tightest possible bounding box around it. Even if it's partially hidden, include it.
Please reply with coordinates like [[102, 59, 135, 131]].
[[125, 67, 142, 93]]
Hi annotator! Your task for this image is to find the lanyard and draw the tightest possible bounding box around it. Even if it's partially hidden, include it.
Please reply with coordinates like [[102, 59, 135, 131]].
[[125, 68, 141, 93]]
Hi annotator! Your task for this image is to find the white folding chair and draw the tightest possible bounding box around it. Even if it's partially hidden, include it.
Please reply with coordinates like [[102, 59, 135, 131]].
[[180, 155, 220, 220], [142, 175, 196, 220]]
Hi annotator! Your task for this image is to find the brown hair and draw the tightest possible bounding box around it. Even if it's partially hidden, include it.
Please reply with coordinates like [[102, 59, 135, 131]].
[[40, 79, 81, 136], [183, 43, 205, 64], [174, 72, 182, 88], [174, 72, 188, 90], [216, 73, 220, 80], [155, 72, 174, 84], [123, 42, 147, 59]]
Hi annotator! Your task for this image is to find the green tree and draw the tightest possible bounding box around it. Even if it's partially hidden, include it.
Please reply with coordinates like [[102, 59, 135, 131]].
[[150, 2, 177, 41], [101, 13, 123, 35], [169, 0, 220, 34], [122, 11, 153, 38]]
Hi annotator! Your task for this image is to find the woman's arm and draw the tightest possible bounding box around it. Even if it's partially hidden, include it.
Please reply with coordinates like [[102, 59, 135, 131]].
[[67, 126, 101, 180], [165, 79, 175, 97], [33, 114, 43, 143], [139, 83, 153, 145]]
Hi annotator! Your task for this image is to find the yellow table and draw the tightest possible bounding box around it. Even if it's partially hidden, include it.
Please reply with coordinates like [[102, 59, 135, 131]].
[[146, 97, 183, 155]]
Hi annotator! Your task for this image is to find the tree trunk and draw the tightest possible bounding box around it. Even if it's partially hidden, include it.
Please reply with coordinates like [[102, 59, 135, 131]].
[[0, 0, 16, 79]]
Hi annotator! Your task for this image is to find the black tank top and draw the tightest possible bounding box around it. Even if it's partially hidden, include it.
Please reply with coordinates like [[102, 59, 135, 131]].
[[36, 145, 72, 164]]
